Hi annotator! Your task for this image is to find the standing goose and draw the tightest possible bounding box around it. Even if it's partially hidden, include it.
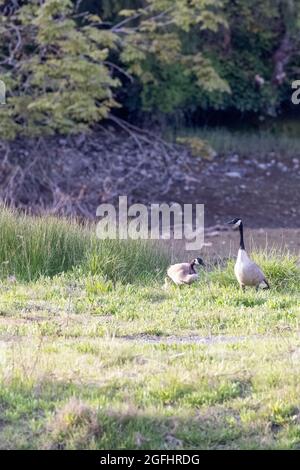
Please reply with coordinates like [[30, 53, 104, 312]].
[[227, 218, 270, 291], [166, 257, 205, 286]]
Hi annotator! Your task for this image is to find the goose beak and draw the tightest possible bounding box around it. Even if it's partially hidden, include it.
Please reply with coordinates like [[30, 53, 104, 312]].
[[226, 219, 235, 225]]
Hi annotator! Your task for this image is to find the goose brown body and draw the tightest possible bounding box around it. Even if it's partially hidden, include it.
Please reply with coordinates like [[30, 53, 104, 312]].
[[166, 257, 204, 286]]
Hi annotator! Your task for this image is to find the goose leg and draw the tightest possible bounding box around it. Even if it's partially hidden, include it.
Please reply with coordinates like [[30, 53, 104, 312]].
[[240, 284, 245, 292]]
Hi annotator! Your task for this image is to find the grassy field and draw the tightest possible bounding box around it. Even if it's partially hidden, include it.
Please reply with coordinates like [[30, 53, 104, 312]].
[[0, 208, 300, 450]]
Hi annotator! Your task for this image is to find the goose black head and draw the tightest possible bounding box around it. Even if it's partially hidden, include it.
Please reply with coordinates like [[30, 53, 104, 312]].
[[193, 257, 205, 267], [227, 218, 242, 227]]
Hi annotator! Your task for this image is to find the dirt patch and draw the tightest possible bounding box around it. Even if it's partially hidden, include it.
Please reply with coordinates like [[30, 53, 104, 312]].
[[173, 152, 300, 228], [203, 227, 300, 257], [118, 334, 263, 345], [160, 227, 300, 262]]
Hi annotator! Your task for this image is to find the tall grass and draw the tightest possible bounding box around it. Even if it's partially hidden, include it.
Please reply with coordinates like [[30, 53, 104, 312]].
[[87, 238, 170, 283], [0, 207, 170, 283], [172, 127, 300, 157]]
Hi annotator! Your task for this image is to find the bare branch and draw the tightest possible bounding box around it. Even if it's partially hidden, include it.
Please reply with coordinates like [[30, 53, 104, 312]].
[[104, 61, 134, 82]]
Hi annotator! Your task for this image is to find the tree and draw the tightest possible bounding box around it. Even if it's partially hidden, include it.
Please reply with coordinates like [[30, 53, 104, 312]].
[[118, 0, 230, 117], [0, 0, 230, 139], [0, 0, 119, 139]]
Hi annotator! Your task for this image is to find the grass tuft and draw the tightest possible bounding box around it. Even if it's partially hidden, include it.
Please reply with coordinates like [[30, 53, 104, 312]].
[[46, 398, 101, 450]]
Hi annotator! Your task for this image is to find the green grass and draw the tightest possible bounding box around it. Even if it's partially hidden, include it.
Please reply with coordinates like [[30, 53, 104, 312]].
[[0, 206, 169, 283], [0, 208, 299, 449], [171, 127, 300, 157]]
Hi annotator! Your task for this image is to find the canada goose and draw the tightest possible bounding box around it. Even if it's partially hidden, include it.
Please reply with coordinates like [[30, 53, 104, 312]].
[[166, 257, 205, 286], [227, 218, 270, 291]]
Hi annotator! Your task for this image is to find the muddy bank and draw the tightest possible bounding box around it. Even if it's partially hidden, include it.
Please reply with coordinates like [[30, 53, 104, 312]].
[[0, 131, 299, 228]]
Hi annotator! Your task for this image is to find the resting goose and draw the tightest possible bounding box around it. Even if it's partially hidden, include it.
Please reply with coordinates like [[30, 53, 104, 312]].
[[227, 218, 270, 291], [166, 257, 205, 286]]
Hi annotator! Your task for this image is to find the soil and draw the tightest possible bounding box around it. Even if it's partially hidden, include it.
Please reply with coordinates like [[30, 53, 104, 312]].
[[0, 130, 299, 230], [166, 227, 300, 261], [119, 334, 262, 345], [169, 153, 300, 229], [202, 227, 300, 258]]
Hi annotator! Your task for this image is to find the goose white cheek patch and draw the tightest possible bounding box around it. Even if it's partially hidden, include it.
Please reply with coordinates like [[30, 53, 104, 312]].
[[260, 280, 269, 289]]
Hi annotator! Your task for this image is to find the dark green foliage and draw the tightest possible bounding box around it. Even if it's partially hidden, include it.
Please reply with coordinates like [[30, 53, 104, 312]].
[[127, 0, 300, 118], [201, 0, 300, 115]]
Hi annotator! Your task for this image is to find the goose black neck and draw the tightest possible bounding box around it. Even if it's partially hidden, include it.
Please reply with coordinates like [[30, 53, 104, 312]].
[[239, 223, 245, 250], [190, 261, 196, 273]]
